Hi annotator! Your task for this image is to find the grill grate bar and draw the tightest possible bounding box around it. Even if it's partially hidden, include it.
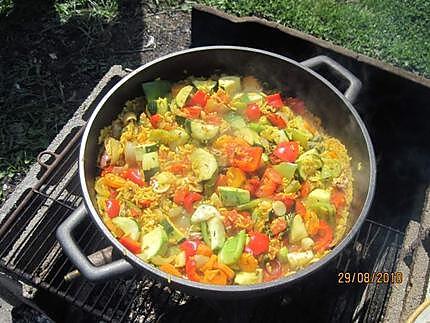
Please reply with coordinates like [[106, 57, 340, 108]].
[[0, 140, 80, 260], [17, 181, 82, 273]]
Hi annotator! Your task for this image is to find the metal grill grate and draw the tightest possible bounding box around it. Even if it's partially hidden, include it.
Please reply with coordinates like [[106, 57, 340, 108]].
[[0, 71, 404, 323]]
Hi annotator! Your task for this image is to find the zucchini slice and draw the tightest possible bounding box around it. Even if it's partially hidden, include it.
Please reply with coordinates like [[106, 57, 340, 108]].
[[139, 226, 168, 260], [112, 217, 140, 241]]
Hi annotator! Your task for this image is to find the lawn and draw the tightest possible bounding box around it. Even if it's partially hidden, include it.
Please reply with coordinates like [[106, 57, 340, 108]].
[[0, 0, 428, 203]]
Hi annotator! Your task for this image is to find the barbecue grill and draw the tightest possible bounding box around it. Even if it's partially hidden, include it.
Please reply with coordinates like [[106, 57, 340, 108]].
[[1, 5, 429, 322]]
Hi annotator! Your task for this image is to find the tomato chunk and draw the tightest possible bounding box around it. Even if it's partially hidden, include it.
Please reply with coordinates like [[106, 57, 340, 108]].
[[122, 168, 146, 186], [247, 232, 270, 256], [183, 106, 202, 119], [255, 168, 282, 197], [188, 90, 209, 107], [183, 192, 202, 213], [273, 141, 299, 162], [245, 103, 261, 121], [149, 114, 161, 128], [267, 113, 287, 128], [266, 93, 283, 109]]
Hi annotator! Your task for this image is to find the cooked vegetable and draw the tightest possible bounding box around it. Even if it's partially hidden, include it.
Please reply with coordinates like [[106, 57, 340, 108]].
[[139, 226, 168, 260], [175, 85, 193, 107], [207, 216, 226, 251], [218, 186, 251, 206], [191, 204, 220, 223], [112, 217, 139, 240], [95, 75, 353, 285], [234, 269, 263, 285], [190, 121, 219, 142], [219, 230, 246, 265], [142, 80, 171, 102], [289, 214, 309, 243], [191, 148, 218, 181]]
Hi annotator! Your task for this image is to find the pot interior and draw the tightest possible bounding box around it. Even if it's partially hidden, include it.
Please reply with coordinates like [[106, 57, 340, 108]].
[[81, 47, 374, 294]]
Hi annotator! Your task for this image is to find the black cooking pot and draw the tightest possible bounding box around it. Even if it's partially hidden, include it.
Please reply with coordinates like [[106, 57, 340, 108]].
[[56, 46, 376, 298]]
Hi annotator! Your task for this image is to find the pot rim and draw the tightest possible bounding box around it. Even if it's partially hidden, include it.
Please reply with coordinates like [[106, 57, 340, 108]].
[[79, 46, 376, 294]]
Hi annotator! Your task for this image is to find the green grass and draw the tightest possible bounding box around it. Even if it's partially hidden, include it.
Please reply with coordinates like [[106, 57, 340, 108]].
[[193, 0, 430, 78]]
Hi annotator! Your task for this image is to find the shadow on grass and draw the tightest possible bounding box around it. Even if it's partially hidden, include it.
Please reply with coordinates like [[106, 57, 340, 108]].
[[0, 0, 152, 189]]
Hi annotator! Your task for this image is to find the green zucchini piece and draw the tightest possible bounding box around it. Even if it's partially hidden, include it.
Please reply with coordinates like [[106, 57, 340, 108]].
[[237, 198, 264, 211], [291, 128, 313, 148], [289, 214, 308, 243], [161, 218, 186, 243], [224, 112, 246, 130], [192, 79, 217, 92], [218, 186, 251, 207], [155, 97, 169, 114], [284, 180, 301, 193], [190, 121, 219, 142], [273, 162, 297, 183], [146, 100, 158, 115], [191, 148, 218, 181], [201, 221, 211, 246], [142, 80, 171, 102], [277, 246, 289, 263], [248, 122, 266, 133], [170, 128, 190, 146], [321, 157, 342, 179], [234, 128, 262, 146], [218, 76, 241, 97], [141, 151, 159, 171], [287, 250, 314, 269], [234, 269, 263, 285], [191, 204, 220, 223], [207, 216, 226, 251], [139, 226, 168, 260], [297, 152, 322, 180], [175, 85, 193, 107], [219, 230, 246, 265], [111, 217, 140, 241], [307, 189, 331, 204]]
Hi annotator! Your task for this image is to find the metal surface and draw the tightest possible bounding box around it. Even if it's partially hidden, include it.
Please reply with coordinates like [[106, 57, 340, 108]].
[[56, 205, 134, 282], [301, 55, 362, 103], [58, 46, 376, 297]]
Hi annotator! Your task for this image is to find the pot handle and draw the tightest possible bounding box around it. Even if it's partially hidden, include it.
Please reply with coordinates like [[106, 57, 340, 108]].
[[56, 203, 135, 282], [301, 55, 362, 103]]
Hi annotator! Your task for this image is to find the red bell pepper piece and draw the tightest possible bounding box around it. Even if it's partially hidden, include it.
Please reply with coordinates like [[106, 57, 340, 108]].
[[180, 240, 200, 258], [188, 90, 209, 107], [119, 236, 141, 254], [266, 93, 284, 109], [245, 103, 261, 121], [313, 220, 333, 253], [183, 192, 202, 213], [122, 168, 146, 186], [185, 257, 201, 282], [106, 198, 120, 218], [149, 114, 161, 128], [247, 232, 270, 256], [267, 113, 287, 128], [273, 141, 299, 162]]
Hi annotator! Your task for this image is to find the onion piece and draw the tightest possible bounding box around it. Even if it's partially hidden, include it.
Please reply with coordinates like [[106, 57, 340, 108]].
[[124, 142, 138, 167]]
